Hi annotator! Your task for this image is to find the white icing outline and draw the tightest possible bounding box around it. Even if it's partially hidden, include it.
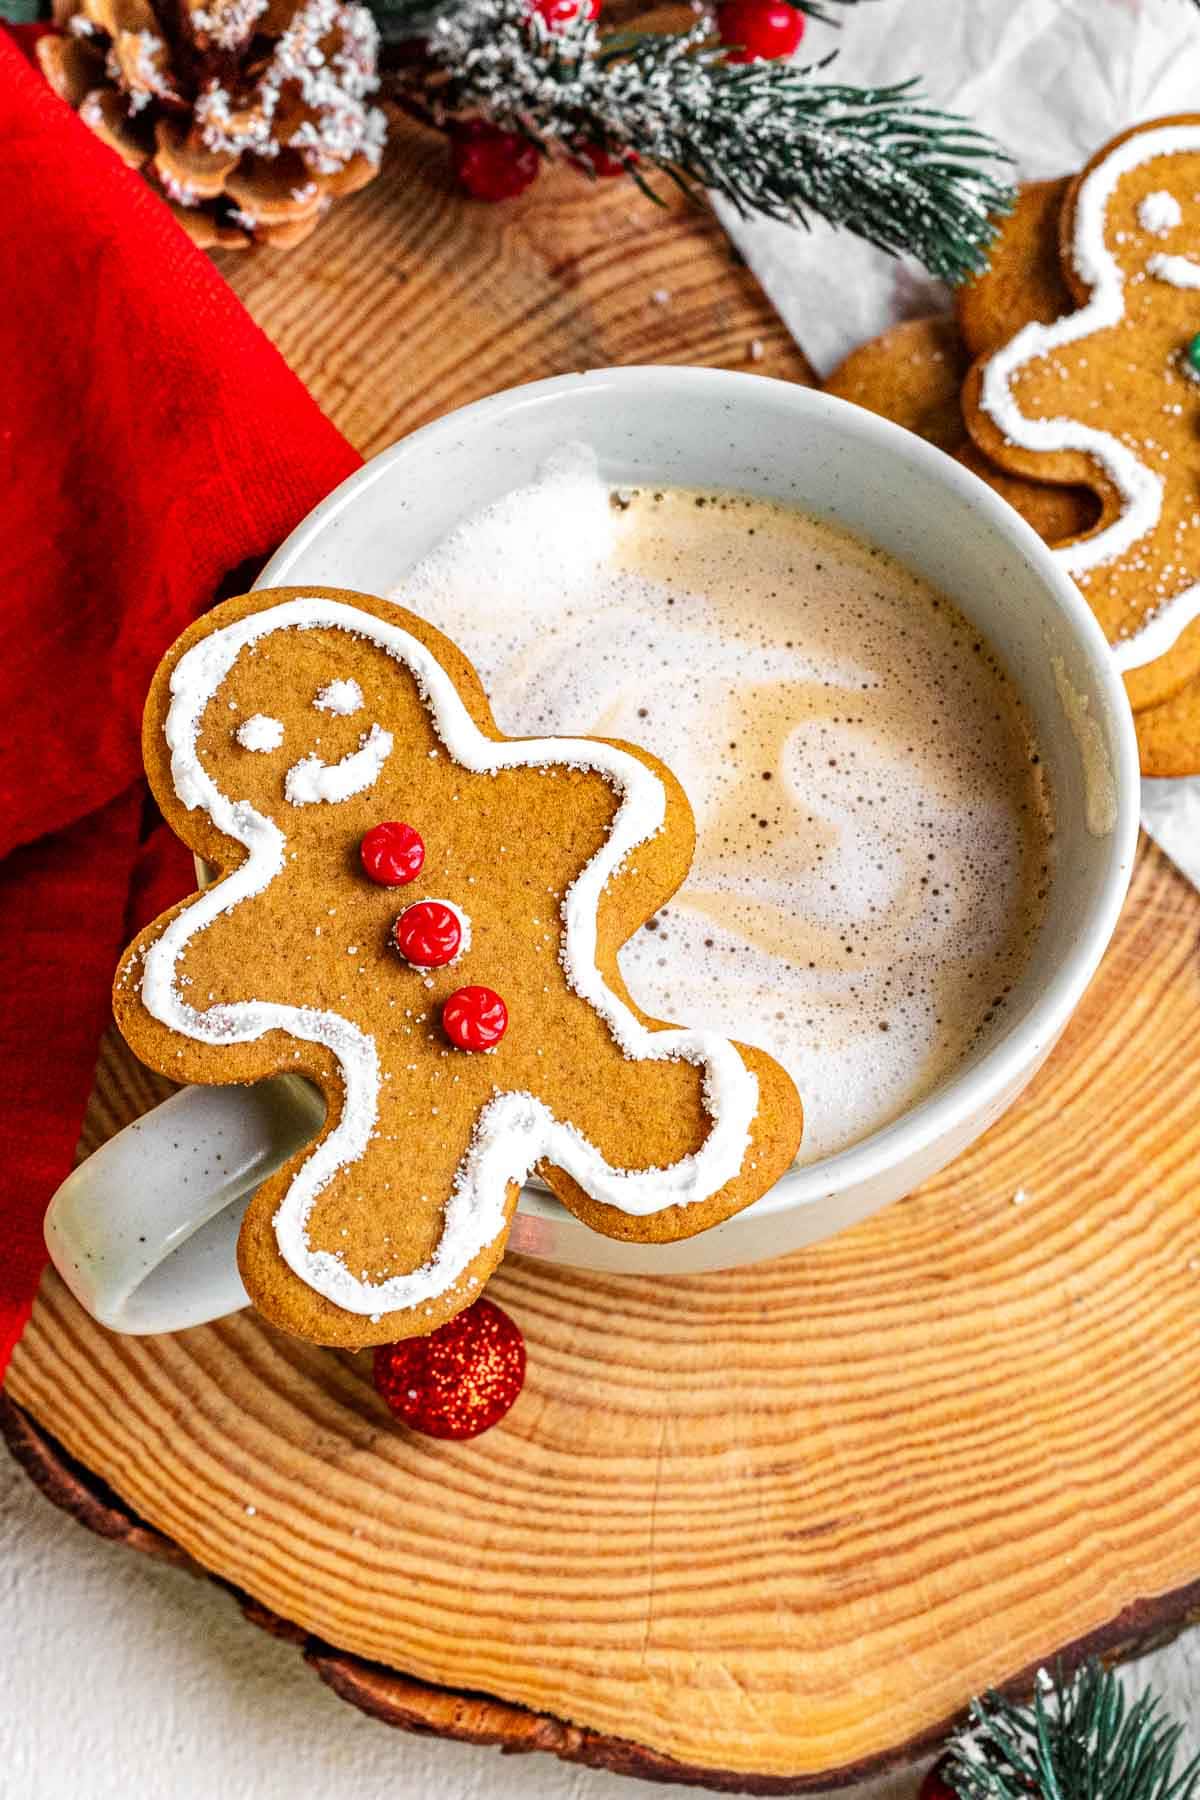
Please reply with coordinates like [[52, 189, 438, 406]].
[[285, 722, 393, 805], [236, 713, 284, 752], [141, 597, 759, 1317], [979, 124, 1200, 673]]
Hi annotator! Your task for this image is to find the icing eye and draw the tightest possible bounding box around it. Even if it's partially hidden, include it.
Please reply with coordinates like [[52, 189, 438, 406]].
[[236, 714, 284, 752], [314, 678, 363, 716], [1138, 190, 1182, 236]]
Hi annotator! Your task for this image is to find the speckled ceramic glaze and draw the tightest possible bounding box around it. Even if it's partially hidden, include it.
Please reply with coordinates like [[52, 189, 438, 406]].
[[45, 369, 1140, 1333]]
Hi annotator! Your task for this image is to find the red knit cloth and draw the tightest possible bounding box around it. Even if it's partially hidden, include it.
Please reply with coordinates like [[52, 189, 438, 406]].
[[0, 30, 361, 1376]]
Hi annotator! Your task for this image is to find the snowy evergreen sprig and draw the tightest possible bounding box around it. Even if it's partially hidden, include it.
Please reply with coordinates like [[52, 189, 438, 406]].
[[383, 0, 1014, 283], [945, 1662, 1200, 1800], [373, 0, 863, 26]]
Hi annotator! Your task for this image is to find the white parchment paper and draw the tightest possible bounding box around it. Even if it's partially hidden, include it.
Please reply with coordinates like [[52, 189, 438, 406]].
[[718, 0, 1200, 377], [716, 0, 1200, 884]]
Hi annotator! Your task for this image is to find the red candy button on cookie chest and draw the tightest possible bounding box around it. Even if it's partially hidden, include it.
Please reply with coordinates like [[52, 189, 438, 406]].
[[443, 986, 508, 1051], [393, 899, 463, 968], [361, 821, 425, 886]]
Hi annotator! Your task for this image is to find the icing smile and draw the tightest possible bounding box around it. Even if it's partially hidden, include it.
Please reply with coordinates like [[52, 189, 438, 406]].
[[1147, 251, 1200, 289], [284, 721, 394, 806]]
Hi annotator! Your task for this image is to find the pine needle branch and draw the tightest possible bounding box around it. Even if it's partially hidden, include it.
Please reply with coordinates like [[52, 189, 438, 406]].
[[372, 0, 867, 30], [389, 0, 1013, 282], [946, 1662, 1200, 1800]]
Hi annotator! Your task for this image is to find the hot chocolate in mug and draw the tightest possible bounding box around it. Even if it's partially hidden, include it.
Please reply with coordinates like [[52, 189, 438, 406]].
[[45, 369, 1140, 1335]]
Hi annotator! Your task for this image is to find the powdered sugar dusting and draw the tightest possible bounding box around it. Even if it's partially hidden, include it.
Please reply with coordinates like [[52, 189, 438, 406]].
[[193, 0, 384, 172]]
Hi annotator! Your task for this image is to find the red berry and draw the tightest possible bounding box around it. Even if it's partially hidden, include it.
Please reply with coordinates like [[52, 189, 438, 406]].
[[451, 121, 540, 203], [393, 900, 463, 968], [717, 0, 806, 61], [531, 0, 599, 24], [573, 143, 635, 178], [918, 1765, 961, 1800], [373, 1298, 526, 1440], [360, 821, 425, 887], [443, 986, 508, 1051]]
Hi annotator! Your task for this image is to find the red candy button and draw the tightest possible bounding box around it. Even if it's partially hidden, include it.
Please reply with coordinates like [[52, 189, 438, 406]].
[[443, 986, 508, 1051], [393, 900, 462, 968], [361, 821, 425, 886]]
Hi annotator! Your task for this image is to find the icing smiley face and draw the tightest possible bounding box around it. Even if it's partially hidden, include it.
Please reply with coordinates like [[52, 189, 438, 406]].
[[964, 116, 1200, 712], [114, 586, 803, 1348]]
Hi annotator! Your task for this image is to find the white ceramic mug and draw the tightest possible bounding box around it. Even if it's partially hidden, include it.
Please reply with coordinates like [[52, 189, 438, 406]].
[[45, 367, 1141, 1334]]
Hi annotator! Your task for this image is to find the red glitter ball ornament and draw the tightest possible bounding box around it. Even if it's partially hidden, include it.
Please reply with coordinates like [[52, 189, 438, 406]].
[[393, 899, 462, 967], [717, 0, 806, 61], [451, 121, 540, 203], [373, 1298, 526, 1439], [443, 985, 508, 1051], [918, 1764, 961, 1800], [531, 0, 599, 25], [360, 821, 425, 887]]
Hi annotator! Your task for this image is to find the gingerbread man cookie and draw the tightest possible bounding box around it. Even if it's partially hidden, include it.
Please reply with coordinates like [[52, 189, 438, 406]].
[[963, 117, 1200, 713], [115, 588, 803, 1347], [1134, 674, 1200, 778], [956, 164, 1200, 775]]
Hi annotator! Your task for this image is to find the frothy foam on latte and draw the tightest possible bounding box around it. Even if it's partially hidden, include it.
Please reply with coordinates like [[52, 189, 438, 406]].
[[397, 449, 1054, 1164]]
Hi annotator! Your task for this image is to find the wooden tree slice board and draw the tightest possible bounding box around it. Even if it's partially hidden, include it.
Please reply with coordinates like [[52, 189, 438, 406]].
[[217, 104, 810, 461], [8, 113, 1200, 1790], [9, 836, 1200, 1786]]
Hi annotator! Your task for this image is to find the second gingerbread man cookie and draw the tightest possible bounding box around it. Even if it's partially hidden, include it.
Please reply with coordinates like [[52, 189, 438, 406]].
[[963, 116, 1200, 712], [115, 587, 803, 1347]]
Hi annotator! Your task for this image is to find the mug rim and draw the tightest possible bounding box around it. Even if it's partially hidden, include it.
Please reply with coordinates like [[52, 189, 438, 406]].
[[259, 364, 1142, 1220]]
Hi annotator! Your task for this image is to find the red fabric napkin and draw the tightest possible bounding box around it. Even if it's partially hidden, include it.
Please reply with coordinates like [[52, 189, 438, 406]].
[[0, 30, 361, 1377]]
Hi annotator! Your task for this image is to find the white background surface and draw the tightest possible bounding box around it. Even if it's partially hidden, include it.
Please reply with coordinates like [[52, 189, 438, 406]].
[[4, 1435, 1200, 1799]]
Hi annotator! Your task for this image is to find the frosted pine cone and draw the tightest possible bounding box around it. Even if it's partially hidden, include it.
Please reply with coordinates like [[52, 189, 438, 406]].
[[37, 0, 387, 248]]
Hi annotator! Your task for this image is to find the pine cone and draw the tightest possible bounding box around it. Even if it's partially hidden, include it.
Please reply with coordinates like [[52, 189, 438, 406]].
[[37, 0, 387, 248]]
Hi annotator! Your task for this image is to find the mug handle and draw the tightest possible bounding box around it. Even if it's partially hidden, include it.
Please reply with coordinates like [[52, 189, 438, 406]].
[[44, 1077, 325, 1334]]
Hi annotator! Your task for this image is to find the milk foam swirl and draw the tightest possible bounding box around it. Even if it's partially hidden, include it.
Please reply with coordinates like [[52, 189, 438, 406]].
[[399, 453, 1054, 1164]]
